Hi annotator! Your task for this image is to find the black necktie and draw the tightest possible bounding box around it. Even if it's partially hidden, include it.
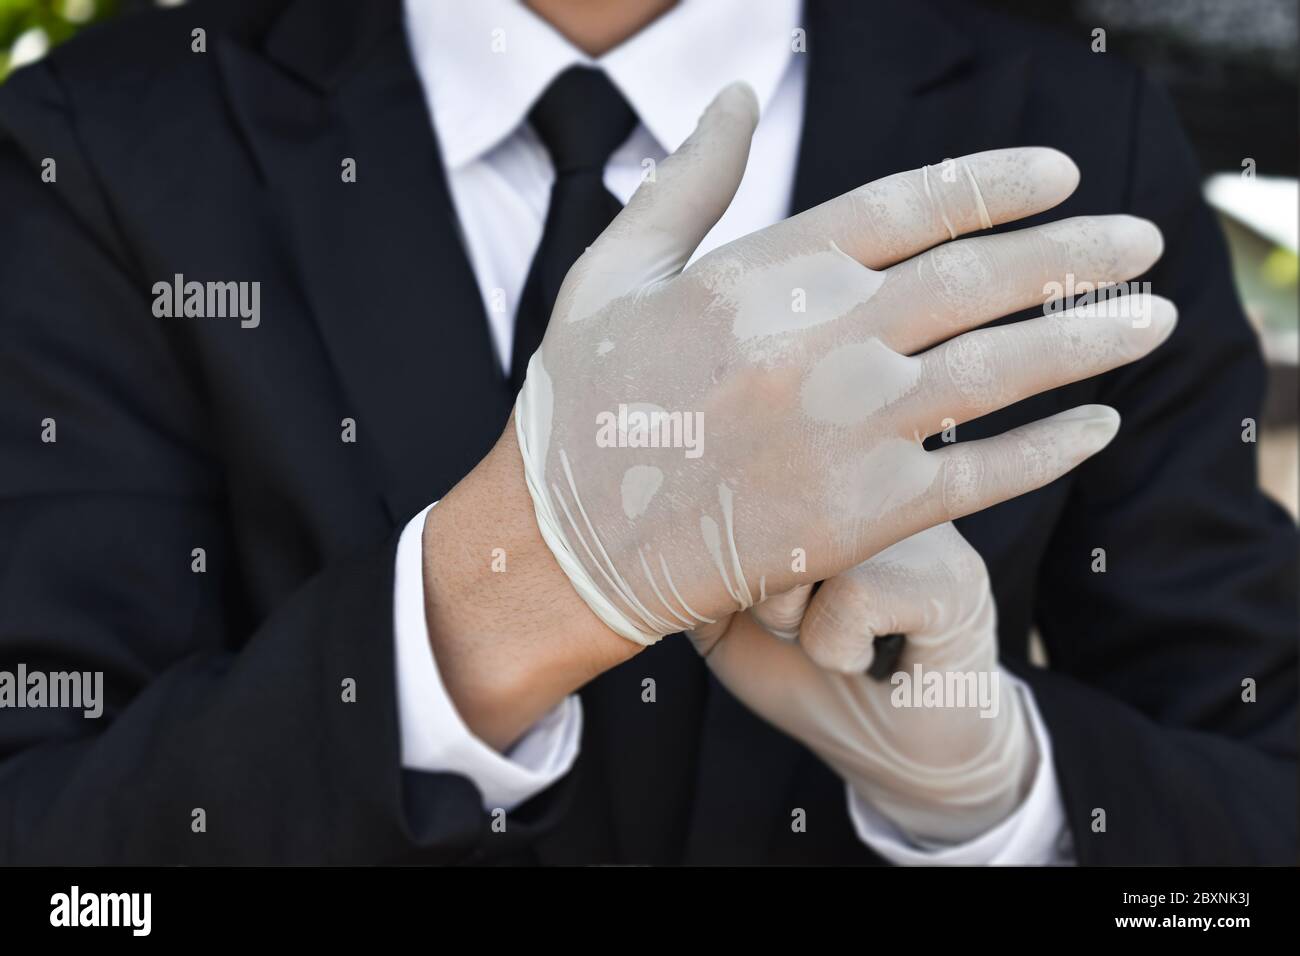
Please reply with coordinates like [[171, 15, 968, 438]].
[[509, 67, 638, 393]]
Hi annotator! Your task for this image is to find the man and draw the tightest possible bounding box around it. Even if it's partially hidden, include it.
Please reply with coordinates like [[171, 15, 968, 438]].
[[0, 0, 1293, 865]]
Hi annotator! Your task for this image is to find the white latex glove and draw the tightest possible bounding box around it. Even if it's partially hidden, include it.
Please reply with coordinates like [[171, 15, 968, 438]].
[[515, 82, 1173, 645], [691, 522, 1036, 845]]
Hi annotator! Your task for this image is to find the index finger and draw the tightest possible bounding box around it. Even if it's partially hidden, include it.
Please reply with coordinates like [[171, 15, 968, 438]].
[[773, 147, 1080, 269]]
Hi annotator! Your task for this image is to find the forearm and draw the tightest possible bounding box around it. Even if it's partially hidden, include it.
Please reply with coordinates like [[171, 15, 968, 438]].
[[420, 416, 638, 751]]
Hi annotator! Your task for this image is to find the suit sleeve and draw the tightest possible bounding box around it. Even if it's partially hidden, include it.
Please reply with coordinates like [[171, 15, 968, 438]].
[[1021, 72, 1298, 864], [0, 61, 569, 864]]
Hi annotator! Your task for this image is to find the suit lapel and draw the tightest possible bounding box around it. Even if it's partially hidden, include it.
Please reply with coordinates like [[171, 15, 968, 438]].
[[792, 0, 1031, 214], [215, 0, 511, 523]]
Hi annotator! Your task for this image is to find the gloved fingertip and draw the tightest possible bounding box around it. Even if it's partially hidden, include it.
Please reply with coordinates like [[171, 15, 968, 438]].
[[705, 81, 760, 128]]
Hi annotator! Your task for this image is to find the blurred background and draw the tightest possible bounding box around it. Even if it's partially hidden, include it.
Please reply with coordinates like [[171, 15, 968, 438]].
[[2, 0, 1296, 515]]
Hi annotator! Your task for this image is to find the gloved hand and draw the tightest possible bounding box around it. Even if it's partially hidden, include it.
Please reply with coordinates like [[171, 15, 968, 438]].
[[515, 81, 1174, 645], [690, 521, 1037, 845]]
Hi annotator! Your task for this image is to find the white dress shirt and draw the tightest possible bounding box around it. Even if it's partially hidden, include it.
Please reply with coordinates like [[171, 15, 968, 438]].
[[393, 0, 1072, 864]]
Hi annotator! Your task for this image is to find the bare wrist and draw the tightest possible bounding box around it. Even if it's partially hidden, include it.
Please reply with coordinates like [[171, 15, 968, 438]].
[[420, 416, 640, 750]]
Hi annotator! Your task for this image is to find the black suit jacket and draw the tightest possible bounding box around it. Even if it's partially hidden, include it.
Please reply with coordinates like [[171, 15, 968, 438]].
[[0, 0, 1294, 865]]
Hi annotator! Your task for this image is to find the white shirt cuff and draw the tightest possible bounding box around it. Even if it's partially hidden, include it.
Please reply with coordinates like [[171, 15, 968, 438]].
[[393, 502, 583, 812], [846, 672, 1075, 865]]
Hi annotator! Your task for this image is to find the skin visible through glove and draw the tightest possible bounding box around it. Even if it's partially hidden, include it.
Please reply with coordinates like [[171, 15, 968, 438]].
[[516, 84, 1172, 645]]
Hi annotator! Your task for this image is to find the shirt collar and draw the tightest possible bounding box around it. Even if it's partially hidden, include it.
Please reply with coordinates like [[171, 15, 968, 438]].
[[404, 0, 801, 170]]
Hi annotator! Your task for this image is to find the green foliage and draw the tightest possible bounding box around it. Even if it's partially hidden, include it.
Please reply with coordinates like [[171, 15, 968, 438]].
[[1, 0, 121, 82]]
